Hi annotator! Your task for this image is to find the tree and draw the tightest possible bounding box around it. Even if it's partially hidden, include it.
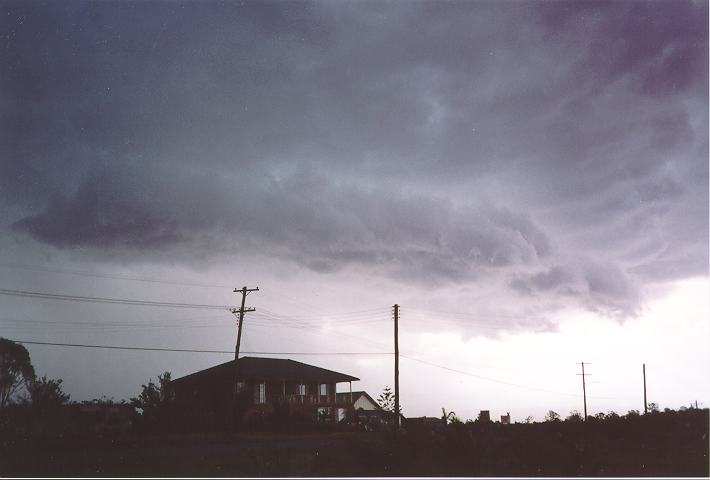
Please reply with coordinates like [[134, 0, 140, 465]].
[[25, 375, 70, 409], [377, 386, 401, 413], [544, 410, 561, 422], [0, 338, 35, 409], [524, 415, 535, 424], [131, 371, 173, 416], [131, 372, 174, 431], [441, 407, 461, 424], [648, 402, 659, 413], [566, 410, 583, 422]]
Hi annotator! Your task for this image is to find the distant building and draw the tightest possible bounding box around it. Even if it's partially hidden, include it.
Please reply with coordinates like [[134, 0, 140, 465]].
[[335, 391, 379, 411], [478, 410, 491, 422], [171, 356, 359, 430], [501, 412, 510, 424], [405, 416, 446, 431]]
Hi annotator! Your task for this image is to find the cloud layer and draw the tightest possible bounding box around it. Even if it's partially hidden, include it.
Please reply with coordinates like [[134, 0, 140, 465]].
[[2, 0, 707, 322]]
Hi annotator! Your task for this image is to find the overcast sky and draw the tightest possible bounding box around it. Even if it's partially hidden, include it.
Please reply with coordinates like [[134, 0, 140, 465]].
[[1, 0, 708, 420]]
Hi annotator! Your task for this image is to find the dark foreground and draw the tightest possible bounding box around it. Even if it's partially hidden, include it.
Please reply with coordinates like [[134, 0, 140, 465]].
[[2, 409, 708, 476]]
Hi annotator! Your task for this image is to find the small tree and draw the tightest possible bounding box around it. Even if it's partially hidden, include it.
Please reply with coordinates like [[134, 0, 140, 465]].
[[544, 410, 561, 422], [441, 407, 460, 424], [524, 415, 534, 424], [131, 372, 172, 416], [377, 386, 401, 413], [25, 376, 70, 409], [131, 371, 173, 429], [566, 410, 583, 422], [0, 338, 35, 409], [648, 402, 659, 413]]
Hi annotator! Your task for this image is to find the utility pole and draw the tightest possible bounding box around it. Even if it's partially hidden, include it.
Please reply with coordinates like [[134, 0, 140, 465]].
[[643, 363, 648, 415], [577, 362, 590, 421], [393, 304, 400, 430], [230, 286, 258, 431]]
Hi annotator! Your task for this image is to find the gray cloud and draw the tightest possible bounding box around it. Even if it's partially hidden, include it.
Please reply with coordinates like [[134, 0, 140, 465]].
[[12, 164, 551, 286], [2, 0, 707, 322], [509, 261, 642, 318]]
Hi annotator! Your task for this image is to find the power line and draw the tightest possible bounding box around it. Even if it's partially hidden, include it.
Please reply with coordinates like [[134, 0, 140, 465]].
[[0, 314, 228, 328], [0, 261, 229, 289], [10, 339, 392, 355], [401, 354, 627, 400], [259, 306, 390, 317], [405, 307, 549, 325], [0, 288, 237, 310], [400, 354, 582, 397], [256, 306, 390, 323], [8, 337, 630, 400]]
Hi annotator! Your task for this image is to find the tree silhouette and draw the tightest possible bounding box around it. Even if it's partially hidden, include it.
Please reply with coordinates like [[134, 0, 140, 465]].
[[131, 372, 174, 431], [25, 375, 70, 409], [544, 410, 561, 422], [377, 386, 401, 413], [441, 407, 461, 424], [0, 338, 35, 409], [131, 371, 173, 415], [566, 410, 583, 422]]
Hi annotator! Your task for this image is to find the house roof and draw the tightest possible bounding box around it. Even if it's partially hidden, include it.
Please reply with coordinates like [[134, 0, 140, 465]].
[[336, 391, 381, 409], [171, 357, 360, 385]]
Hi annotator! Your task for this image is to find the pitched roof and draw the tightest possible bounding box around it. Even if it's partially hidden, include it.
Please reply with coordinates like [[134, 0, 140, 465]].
[[171, 357, 360, 385], [336, 391, 381, 409]]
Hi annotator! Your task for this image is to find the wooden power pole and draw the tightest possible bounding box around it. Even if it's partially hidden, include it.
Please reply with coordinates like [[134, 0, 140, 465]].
[[230, 286, 258, 430], [577, 362, 590, 421], [393, 304, 400, 429], [643, 363, 648, 414]]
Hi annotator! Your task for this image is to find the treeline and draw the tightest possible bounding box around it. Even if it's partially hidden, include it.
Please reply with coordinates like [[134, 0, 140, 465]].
[[0, 338, 174, 434], [354, 407, 709, 476]]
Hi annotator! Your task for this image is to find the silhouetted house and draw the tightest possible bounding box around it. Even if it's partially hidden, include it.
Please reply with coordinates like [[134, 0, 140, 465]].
[[478, 410, 491, 422], [501, 412, 510, 424], [334, 390, 399, 430], [170, 357, 359, 430]]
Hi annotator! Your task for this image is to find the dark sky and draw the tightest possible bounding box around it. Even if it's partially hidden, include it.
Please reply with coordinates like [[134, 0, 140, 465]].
[[1, 0, 708, 418]]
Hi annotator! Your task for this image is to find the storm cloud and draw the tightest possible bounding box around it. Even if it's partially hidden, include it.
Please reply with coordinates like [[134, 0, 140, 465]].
[[2, 0, 707, 321]]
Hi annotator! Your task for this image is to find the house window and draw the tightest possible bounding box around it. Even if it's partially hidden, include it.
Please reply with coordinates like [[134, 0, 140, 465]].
[[319, 383, 327, 396], [297, 384, 307, 395], [254, 382, 265, 404]]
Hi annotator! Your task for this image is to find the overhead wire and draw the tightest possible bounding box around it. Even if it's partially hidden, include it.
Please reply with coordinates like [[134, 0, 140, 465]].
[[399, 354, 629, 400], [0, 286, 633, 401], [10, 339, 391, 356], [0, 288, 237, 310], [0, 261, 229, 289], [0, 314, 228, 329], [9, 337, 625, 400]]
